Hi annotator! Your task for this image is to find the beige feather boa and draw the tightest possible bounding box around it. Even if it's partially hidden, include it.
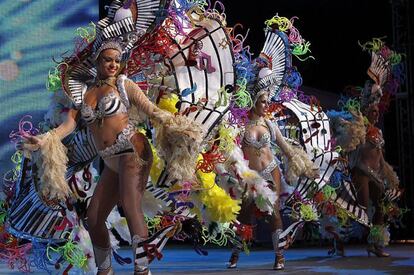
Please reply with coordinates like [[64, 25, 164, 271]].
[[33, 130, 71, 200]]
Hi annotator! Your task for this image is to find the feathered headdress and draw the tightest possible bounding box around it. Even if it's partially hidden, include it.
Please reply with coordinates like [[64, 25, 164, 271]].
[[62, 0, 168, 109], [248, 15, 313, 104], [248, 26, 291, 103], [359, 38, 399, 111]]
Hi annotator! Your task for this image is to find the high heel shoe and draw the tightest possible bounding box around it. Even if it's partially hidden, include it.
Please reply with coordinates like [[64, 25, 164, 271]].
[[93, 245, 113, 275], [227, 251, 240, 269], [134, 267, 151, 275], [132, 235, 151, 275], [273, 252, 285, 270], [328, 239, 345, 257], [366, 245, 390, 257]]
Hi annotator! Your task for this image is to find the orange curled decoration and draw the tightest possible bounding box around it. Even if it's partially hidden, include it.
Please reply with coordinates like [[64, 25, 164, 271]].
[[160, 216, 174, 228], [313, 191, 325, 204], [366, 125, 382, 144], [309, 96, 322, 113], [324, 202, 337, 216], [196, 145, 226, 173], [265, 102, 285, 117]]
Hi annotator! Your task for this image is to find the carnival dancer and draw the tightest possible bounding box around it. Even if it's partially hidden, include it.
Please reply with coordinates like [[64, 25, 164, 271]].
[[19, 3, 203, 274], [227, 21, 319, 270], [327, 39, 403, 257], [4, 0, 245, 273], [350, 88, 400, 257]]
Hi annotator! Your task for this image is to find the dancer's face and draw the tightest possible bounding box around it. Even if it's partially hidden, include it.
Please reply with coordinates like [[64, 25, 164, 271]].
[[254, 93, 269, 117], [367, 105, 380, 125], [97, 49, 121, 79]]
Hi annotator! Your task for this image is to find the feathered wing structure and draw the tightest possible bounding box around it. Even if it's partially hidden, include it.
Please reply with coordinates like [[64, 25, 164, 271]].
[[210, 20, 336, 248], [146, 17, 236, 187], [245, 18, 374, 244], [7, 0, 169, 237], [367, 51, 390, 87], [4, 0, 196, 272], [4, 0, 249, 272], [251, 29, 290, 101]]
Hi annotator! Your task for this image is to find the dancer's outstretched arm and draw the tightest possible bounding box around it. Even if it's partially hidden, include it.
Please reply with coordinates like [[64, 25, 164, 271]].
[[124, 78, 158, 117], [21, 109, 78, 151]]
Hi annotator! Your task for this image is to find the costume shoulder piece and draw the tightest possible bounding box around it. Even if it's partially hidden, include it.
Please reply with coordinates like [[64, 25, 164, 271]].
[[264, 118, 276, 142], [116, 74, 131, 108]]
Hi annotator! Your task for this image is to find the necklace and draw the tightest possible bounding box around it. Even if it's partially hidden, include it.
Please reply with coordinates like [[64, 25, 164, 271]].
[[94, 77, 117, 89], [247, 117, 267, 128]]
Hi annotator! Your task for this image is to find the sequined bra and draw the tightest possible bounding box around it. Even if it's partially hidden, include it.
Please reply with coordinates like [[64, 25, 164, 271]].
[[243, 131, 271, 149], [81, 91, 129, 124], [243, 119, 276, 149]]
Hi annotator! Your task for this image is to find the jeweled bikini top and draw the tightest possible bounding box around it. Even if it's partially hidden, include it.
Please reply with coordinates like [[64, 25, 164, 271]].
[[81, 92, 128, 124], [243, 118, 276, 149], [80, 77, 130, 125]]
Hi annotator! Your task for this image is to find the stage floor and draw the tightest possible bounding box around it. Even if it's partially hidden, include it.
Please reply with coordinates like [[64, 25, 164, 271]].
[[1, 244, 413, 274]]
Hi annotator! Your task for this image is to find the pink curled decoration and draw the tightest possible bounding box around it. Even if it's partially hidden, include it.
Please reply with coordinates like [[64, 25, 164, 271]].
[[171, 214, 186, 225], [379, 46, 392, 60], [9, 115, 40, 144], [288, 25, 303, 45], [177, 181, 192, 202], [287, 17, 303, 45], [0, 243, 33, 273], [279, 87, 296, 102]]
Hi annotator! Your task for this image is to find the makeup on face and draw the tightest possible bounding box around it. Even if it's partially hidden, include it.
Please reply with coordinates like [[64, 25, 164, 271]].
[[97, 49, 121, 78], [367, 105, 380, 124], [254, 93, 269, 117]]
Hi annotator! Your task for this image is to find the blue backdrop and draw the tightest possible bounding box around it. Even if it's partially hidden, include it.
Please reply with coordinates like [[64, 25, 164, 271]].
[[0, 0, 97, 178]]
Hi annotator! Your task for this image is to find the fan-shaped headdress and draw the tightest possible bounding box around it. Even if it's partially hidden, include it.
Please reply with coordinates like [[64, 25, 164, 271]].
[[62, 0, 167, 109], [248, 27, 291, 104], [360, 40, 393, 111]]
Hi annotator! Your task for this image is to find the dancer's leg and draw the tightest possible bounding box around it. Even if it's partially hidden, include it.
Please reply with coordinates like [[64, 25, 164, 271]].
[[87, 165, 120, 274], [118, 133, 153, 238], [271, 167, 285, 270], [370, 180, 384, 226], [352, 168, 370, 209], [353, 168, 389, 256], [118, 133, 153, 274], [271, 167, 283, 231]]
